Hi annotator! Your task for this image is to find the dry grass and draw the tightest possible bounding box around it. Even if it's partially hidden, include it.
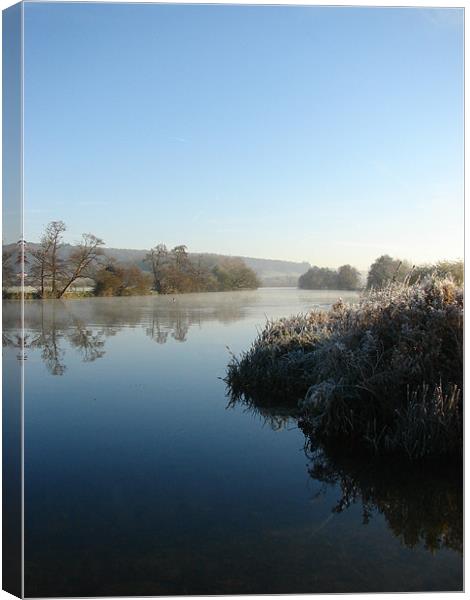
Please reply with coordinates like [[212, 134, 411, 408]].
[[225, 277, 463, 459]]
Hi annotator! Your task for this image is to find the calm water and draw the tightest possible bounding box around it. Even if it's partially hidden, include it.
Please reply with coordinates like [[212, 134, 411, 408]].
[[3, 289, 463, 596]]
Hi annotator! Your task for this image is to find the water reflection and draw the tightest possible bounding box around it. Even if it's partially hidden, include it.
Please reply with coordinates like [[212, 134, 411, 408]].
[[227, 397, 301, 431], [3, 310, 106, 375], [305, 442, 462, 555], [228, 398, 463, 557], [146, 312, 189, 343], [3, 291, 262, 373], [8, 290, 461, 595], [6, 294, 462, 558]]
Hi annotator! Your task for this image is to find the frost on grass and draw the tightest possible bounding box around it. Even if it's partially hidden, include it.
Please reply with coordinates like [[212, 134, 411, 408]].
[[225, 278, 463, 459]]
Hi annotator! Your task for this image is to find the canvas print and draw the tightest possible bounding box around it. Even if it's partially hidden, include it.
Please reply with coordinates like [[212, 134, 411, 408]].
[[2, 2, 464, 597]]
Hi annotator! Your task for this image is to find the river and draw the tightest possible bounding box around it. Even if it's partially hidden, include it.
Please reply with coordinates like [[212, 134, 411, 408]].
[[3, 288, 462, 596]]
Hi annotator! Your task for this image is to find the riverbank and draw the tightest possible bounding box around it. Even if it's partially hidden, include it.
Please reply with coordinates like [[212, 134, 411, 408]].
[[226, 277, 463, 460], [2, 287, 258, 300]]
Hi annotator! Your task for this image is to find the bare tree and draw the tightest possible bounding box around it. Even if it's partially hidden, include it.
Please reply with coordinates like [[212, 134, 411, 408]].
[[46, 221, 66, 296], [144, 243, 168, 292], [29, 221, 66, 297], [172, 245, 189, 269], [57, 233, 104, 298], [30, 238, 53, 298]]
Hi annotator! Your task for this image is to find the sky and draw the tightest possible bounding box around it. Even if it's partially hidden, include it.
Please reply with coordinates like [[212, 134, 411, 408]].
[[20, 2, 464, 269]]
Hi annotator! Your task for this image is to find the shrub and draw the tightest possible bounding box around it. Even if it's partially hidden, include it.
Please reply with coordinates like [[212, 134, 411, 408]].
[[226, 277, 463, 459], [94, 263, 152, 296]]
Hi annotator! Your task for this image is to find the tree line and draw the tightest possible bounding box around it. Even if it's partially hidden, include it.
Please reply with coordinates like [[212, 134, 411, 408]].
[[143, 243, 259, 295], [4, 222, 462, 297], [2, 220, 260, 298], [365, 254, 463, 289], [298, 264, 361, 290], [298, 255, 463, 291]]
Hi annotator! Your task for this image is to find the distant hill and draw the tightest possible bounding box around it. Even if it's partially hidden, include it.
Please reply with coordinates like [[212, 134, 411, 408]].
[[3, 242, 311, 287]]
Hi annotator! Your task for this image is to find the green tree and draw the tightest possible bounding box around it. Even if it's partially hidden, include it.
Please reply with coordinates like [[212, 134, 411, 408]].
[[298, 266, 338, 289], [337, 264, 361, 290], [366, 255, 411, 289], [212, 258, 260, 290]]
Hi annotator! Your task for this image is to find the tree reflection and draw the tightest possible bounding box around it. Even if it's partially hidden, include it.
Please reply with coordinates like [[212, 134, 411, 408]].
[[29, 328, 67, 376], [3, 306, 107, 375], [66, 326, 106, 363], [145, 312, 190, 343], [227, 396, 463, 556], [146, 316, 169, 345], [2, 291, 261, 372]]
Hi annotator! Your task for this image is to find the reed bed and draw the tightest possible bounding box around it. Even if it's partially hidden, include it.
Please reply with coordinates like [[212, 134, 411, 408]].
[[225, 277, 463, 459]]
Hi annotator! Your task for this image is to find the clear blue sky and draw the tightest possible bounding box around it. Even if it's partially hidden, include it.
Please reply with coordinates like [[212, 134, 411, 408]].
[[23, 3, 463, 269]]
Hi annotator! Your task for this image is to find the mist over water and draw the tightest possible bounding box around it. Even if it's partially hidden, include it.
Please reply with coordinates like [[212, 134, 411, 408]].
[[4, 288, 462, 596]]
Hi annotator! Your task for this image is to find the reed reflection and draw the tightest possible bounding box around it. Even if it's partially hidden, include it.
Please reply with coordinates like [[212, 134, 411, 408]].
[[228, 397, 463, 556]]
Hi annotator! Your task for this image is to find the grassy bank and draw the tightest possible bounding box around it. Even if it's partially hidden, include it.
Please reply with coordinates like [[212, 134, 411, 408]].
[[226, 277, 463, 459]]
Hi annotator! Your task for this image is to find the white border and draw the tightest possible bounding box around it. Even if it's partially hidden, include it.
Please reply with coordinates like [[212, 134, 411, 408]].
[[0, 2, 466, 600]]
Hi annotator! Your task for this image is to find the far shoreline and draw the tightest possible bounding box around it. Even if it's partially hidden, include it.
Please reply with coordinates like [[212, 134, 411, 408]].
[[4, 286, 362, 302]]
